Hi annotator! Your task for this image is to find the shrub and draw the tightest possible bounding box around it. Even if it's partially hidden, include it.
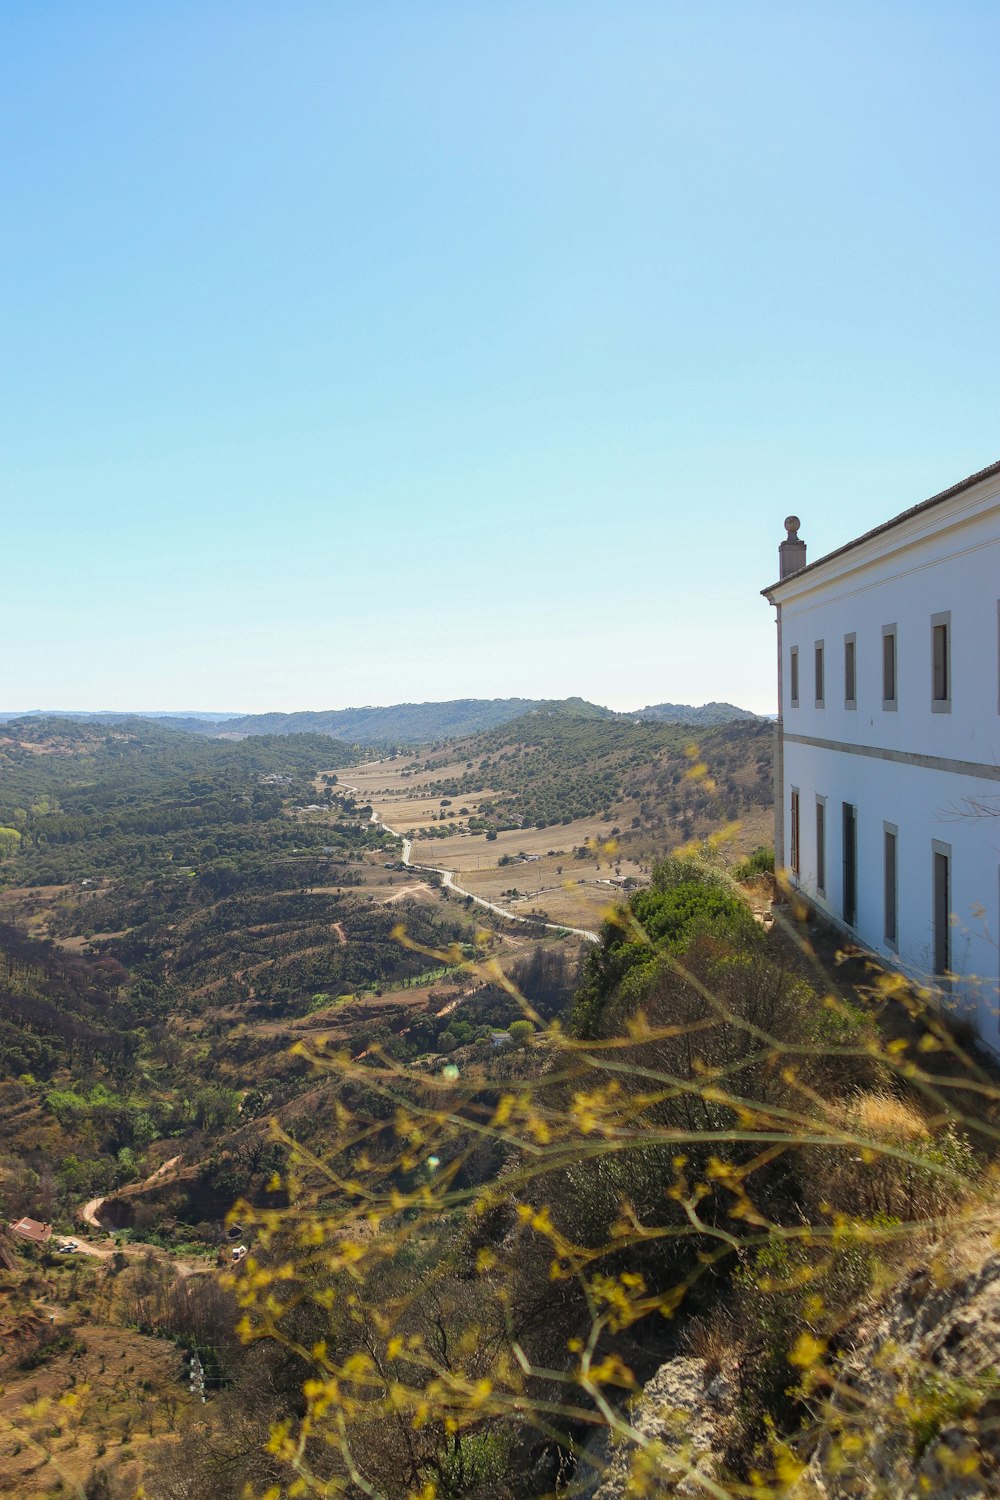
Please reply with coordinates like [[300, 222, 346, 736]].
[[733, 845, 774, 882], [571, 856, 760, 1037], [908, 1368, 1000, 1461], [800, 1090, 976, 1224], [724, 1223, 891, 1469], [180, 882, 1000, 1500], [18, 1328, 85, 1370]]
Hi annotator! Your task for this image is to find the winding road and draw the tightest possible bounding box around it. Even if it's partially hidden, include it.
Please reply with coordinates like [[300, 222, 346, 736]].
[[338, 784, 599, 943], [76, 1157, 212, 1278]]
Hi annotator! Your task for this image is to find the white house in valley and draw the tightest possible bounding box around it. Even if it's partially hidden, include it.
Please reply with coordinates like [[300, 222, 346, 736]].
[[762, 458, 1000, 1048]]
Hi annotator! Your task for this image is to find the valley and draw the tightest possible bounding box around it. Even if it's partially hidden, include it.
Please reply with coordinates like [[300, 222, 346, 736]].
[[326, 711, 774, 932], [4, 704, 997, 1500], [3, 704, 777, 1239]]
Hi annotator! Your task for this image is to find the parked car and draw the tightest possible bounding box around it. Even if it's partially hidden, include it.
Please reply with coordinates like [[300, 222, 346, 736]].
[[231, 1244, 248, 1263]]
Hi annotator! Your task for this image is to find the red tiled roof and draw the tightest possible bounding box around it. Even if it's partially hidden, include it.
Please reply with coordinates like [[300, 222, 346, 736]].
[[9, 1217, 53, 1244]]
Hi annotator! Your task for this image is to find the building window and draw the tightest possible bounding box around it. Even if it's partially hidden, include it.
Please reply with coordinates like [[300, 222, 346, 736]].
[[814, 640, 825, 708], [932, 840, 951, 977], [884, 823, 898, 949], [790, 788, 800, 876], [844, 633, 856, 709], [882, 624, 897, 710], [789, 646, 799, 708], [842, 802, 857, 927], [931, 611, 951, 712], [816, 796, 826, 895]]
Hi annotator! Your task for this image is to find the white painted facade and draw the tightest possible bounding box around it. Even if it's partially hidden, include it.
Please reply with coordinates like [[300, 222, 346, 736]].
[[763, 460, 1000, 1047]]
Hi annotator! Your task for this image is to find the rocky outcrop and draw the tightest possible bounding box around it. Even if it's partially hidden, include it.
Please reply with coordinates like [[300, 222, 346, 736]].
[[578, 1356, 732, 1498], [794, 1241, 1000, 1499], [575, 1225, 1000, 1499]]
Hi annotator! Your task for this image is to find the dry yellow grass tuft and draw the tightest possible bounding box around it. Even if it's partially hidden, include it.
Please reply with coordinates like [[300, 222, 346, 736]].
[[848, 1090, 930, 1143]]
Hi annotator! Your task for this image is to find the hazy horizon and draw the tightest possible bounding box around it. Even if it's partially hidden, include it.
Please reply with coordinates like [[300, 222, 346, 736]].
[[0, 693, 766, 720]]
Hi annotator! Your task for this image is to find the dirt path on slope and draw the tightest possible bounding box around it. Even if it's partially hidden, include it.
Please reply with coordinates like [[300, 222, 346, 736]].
[[80, 1154, 183, 1230], [334, 781, 599, 943]]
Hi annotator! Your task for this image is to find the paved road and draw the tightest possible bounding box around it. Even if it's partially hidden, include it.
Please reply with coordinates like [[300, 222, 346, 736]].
[[80, 1195, 104, 1230], [338, 782, 599, 943]]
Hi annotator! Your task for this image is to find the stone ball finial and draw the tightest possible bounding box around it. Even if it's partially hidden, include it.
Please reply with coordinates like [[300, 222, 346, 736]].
[[784, 516, 801, 539]]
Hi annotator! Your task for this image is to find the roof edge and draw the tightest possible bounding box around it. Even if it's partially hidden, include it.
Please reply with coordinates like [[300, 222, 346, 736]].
[[762, 456, 1000, 600]]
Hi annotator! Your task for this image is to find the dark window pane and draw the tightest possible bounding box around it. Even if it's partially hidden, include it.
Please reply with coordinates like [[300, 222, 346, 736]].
[[884, 830, 897, 945], [816, 802, 826, 894], [883, 632, 896, 703]]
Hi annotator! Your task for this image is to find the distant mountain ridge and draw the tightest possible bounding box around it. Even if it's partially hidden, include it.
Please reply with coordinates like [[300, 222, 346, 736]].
[[632, 701, 761, 726], [0, 710, 236, 725], [159, 697, 758, 742], [0, 698, 761, 745], [165, 699, 542, 743]]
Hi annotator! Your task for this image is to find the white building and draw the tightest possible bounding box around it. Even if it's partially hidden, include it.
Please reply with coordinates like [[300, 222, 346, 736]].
[[762, 458, 1000, 1047]]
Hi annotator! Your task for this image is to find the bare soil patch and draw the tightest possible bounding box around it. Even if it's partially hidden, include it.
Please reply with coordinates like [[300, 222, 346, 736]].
[[387, 882, 436, 904], [51, 930, 127, 953]]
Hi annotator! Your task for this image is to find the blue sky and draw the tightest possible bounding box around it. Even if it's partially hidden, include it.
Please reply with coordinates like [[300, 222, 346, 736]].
[[3, 2, 998, 715]]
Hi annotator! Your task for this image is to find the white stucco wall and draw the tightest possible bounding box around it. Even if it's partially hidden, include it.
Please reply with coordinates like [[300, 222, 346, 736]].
[[779, 487, 1000, 759], [767, 470, 1000, 1044], [782, 742, 999, 1042]]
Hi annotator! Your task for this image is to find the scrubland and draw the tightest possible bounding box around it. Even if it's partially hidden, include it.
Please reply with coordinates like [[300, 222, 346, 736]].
[[1, 711, 998, 1498]]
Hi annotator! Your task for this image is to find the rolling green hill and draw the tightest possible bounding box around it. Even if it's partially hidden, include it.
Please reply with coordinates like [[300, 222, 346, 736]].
[[2, 699, 763, 745], [411, 711, 774, 841], [157, 698, 543, 742], [150, 696, 759, 744], [634, 699, 762, 725]]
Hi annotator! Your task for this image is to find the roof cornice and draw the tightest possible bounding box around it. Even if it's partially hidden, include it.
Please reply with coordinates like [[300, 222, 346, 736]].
[[762, 457, 1000, 602]]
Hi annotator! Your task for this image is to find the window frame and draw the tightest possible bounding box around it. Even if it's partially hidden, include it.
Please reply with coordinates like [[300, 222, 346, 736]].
[[814, 639, 825, 709], [815, 795, 826, 896], [842, 801, 857, 928], [931, 610, 951, 713], [790, 787, 801, 877], [789, 646, 799, 709], [883, 822, 898, 951], [882, 623, 898, 711], [844, 632, 857, 710], [932, 839, 952, 978]]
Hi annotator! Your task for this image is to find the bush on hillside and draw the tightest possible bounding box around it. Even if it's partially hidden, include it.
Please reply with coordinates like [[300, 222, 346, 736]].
[[733, 844, 774, 882], [570, 856, 759, 1037], [132, 876, 995, 1500]]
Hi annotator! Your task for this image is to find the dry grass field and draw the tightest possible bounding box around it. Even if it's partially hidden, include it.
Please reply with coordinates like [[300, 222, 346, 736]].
[[0, 1290, 192, 1498], [324, 749, 769, 932], [244, 978, 467, 1044], [454, 857, 639, 930], [327, 754, 497, 836], [324, 755, 646, 930]]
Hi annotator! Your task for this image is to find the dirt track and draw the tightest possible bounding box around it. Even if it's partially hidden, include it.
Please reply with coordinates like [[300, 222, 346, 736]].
[[335, 782, 600, 943]]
